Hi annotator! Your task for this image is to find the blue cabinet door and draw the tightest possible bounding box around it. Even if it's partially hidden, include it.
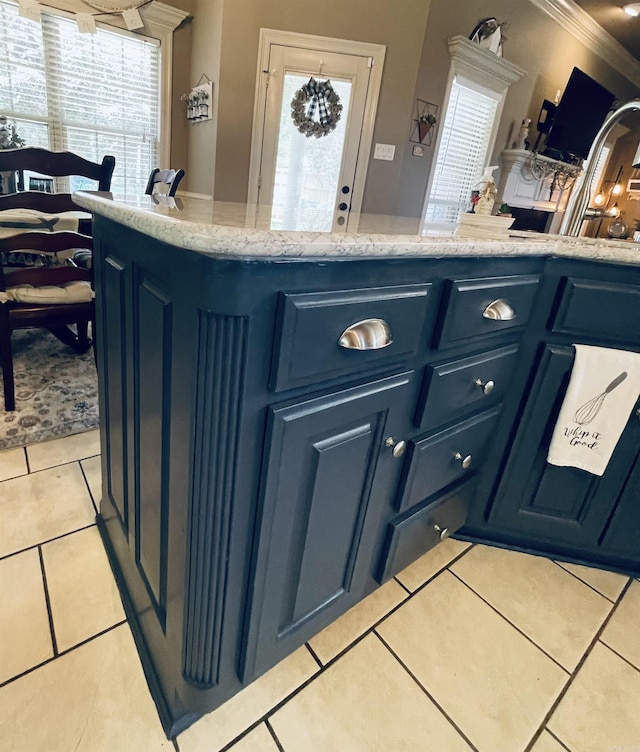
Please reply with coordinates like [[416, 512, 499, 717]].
[[489, 344, 638, 550], [241, 371, 414, 681]]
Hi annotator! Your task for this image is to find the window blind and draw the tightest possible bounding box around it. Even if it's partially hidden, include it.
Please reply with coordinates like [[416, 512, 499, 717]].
[[0, 0, 160, 194], [423, 78, 498, 232]]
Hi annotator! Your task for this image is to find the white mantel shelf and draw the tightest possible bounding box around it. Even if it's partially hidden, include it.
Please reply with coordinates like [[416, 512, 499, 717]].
[[73, 191, 640, 267], [497, 149, 578, 217]]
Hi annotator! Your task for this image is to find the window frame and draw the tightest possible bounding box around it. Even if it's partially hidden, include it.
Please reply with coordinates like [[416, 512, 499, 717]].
[[421, 36, 525, 234], [1, 0, 187, 170]]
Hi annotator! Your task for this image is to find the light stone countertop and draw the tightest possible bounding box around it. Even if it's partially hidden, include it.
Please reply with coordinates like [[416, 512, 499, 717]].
[[73, 191, 640, 267]]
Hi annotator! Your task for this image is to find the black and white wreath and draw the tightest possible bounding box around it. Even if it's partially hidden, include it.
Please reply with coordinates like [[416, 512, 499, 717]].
[[291, 78, 343, 138]]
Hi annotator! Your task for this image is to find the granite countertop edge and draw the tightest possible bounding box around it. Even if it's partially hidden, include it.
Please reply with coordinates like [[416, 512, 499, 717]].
[[73, 191, 640, 267]]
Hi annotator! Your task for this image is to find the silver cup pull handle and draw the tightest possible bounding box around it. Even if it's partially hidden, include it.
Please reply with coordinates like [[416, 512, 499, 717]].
[[338, 318, 392, 350], [482, 299, 516, 321]]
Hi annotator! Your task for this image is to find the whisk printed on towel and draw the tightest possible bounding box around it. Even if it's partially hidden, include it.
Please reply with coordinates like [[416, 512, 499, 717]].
[[573, 371, 628, 426]]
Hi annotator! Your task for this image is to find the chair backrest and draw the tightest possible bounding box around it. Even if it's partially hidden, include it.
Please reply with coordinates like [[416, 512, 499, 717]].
[[145, 168, 185, 197], [0, 147, 115, 192], [0, 231, 93, 292], [0, 190, 80, 214]]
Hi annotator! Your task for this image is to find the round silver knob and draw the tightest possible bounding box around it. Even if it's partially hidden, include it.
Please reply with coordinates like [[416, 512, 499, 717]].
[[454, 452, 472, 469], [392, 441, 406, 458], [434, 524, 450, 540], [385, 437, 406, 457], [474, 378, 495, 396]]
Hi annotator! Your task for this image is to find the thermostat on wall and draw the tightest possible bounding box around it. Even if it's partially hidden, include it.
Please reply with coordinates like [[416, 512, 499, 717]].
[[374, 143, 396, 161]]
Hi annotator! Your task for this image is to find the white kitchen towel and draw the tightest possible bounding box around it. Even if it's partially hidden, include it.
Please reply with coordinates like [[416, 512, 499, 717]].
[[547, 345, 640, 476]]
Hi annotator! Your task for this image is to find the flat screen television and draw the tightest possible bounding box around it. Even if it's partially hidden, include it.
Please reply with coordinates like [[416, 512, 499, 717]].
[[544, 67, 615, 162]]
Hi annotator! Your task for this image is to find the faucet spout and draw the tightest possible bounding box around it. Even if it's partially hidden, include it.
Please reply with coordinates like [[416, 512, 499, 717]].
[[559, 98, 640, 237]]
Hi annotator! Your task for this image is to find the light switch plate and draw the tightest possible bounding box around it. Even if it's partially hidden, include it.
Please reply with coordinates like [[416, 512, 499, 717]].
[[374, 143, 396, 161]]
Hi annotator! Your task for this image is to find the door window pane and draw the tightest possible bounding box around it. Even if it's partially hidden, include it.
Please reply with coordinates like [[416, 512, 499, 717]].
[[270, 73, 351, 232]]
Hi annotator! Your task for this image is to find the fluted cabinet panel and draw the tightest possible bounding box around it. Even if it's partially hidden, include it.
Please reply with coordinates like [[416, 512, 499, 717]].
[[182, 312, 249, 687]]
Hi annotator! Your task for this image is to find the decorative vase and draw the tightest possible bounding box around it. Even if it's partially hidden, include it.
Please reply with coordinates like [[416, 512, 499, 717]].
[[418, 121, 431, 143]]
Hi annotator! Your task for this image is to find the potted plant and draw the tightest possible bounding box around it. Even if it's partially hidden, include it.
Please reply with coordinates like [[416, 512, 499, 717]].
[[417, 112, 437, 143]]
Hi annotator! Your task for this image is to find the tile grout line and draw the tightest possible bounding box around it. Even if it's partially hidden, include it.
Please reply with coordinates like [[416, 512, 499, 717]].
[[522, 577, 635, 752], [208, 557, 636, 752], [214, 644, 324, 752], [210, 548, 481, 749], [78, 459, 99, 515], [393, 575, 412, 595], [0, 522, 97, 563], [552, 558, 628, 603], [373, 629, 481, 752], [265, 718, 286, 752], [304, 641, 323, 670], [37, 544, 59, 658], [394, 541, 476, 601], [544, 728, 573, 752], [596, 638, 640, 676], [0, 618, 127, 689], [446, 569, 572, 675], [13, 453, 101, 478]]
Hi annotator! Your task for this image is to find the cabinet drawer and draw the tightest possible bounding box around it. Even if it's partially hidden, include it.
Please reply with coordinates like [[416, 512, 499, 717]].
[[416, 344, 519, 431], [434, 274, 540, 349], [396, 407, 501, 513], [551, 278, 640, 344], [377, 481, 472, 583], [271, 284, 431, 392]]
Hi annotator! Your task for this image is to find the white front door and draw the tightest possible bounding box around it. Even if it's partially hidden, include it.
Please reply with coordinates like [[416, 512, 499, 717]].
[[248, 31, 385, 233]]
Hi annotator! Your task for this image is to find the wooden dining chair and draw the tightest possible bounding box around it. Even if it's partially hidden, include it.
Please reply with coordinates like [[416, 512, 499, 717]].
[[0, 147, 115, 194], [0, 231, 94, 411], [145, 168, 185, 197]]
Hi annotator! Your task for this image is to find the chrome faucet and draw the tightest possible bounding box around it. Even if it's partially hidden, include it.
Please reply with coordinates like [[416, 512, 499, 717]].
[[559, 98, 640, 237]]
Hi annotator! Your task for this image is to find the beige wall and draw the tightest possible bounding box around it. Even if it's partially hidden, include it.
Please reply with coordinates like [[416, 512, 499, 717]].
[[397, 0, 640, 225], [208, 0, 433, 206], [182, 0, 639, 219]]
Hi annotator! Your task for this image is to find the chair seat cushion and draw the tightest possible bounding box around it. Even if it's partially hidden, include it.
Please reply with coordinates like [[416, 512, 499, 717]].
[[0, 280, 94, 304]]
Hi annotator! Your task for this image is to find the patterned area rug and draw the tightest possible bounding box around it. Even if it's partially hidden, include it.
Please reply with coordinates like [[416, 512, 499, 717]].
[[0, 328, 99, 450]]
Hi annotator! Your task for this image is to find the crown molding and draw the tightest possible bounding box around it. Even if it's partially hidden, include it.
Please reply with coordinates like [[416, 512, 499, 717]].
[[34, 0, 189, 37], [528, 0, 640, 88], [448, 36, 526, 91]]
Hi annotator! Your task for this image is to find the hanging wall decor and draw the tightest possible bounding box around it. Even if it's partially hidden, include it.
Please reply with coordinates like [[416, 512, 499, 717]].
[[410, 99, 439, 146], [291, 78, 342, 138], [181, 77, 213, 123]]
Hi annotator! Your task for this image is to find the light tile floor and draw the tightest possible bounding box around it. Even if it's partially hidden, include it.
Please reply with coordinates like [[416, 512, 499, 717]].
[[1, 431, 639, 752]]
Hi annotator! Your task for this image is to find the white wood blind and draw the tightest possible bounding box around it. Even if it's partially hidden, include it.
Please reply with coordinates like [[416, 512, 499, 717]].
[[423, 78, 498, 232], [0, 0, 160, 194]]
